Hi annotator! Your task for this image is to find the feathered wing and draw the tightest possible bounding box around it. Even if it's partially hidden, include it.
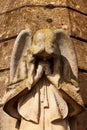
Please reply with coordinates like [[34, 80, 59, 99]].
[[3, 30, 33, 119], [54, 30, 78, 80], [10, 29, 32, 84], [54, 30, 84, 111]]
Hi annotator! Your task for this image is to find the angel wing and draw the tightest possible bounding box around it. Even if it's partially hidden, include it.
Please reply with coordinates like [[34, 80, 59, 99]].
[[54, 30, 84, 112], [3, 29, 33, 119], [10, 29, 32, 84], [54, 30, 78, 82]]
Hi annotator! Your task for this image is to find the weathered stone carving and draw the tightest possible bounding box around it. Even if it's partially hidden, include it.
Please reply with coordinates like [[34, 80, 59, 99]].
[[2, 29, 84, 130]]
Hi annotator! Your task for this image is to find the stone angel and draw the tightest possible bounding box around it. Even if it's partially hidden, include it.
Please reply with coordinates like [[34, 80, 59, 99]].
[[1, 29, 84, 130]]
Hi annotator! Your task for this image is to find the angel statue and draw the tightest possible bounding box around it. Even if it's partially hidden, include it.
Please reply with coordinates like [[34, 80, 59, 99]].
[[1, 29, 84, 130]]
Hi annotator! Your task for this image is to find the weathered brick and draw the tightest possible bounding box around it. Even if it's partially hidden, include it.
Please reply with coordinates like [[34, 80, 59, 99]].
[[73, 39, 87, 71], [76, 108, 87, 130], [1, 0, 87, 15], [0, 7, 70, 40], [67, 0, 87, 14], [1, 0, 87, 14], [70, 10, 87, 40], [0, 71, 9, 99], [0, 39, 14, 69], [0, 0, 67, 13], [78, 71, 87, 105]]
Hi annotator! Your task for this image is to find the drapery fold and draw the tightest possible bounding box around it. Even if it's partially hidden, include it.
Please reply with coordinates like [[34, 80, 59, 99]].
[[18, 78, 68, 124]]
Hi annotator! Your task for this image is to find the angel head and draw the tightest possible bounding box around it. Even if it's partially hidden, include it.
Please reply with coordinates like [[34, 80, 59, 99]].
[[30, 29, 61, 58]]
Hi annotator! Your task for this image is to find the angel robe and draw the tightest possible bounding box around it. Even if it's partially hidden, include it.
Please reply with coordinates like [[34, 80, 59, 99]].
[[18, 76, 69, 130]]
